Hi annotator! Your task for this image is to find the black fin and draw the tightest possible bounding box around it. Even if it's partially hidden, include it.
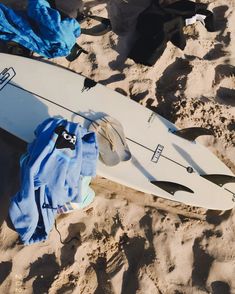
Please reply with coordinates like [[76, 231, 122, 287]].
[[150, 180, 194, 195], [201, 174, 235, 187], [172, 127, 214, 141], [80, 15, 112, 36], [82, 78, 97, 91]]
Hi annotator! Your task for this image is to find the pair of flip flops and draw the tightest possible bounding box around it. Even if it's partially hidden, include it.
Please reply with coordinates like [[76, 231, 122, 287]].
[[89, 116, 131, 166]]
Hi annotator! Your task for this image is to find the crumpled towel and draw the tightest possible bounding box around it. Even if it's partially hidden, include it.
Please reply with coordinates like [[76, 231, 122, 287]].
[[9, 118, 98, 245], [0, 0, 81, 58]]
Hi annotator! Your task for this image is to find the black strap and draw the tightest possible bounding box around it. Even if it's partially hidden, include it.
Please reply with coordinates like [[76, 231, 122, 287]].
[[80, 15, 112, 36], [54, 219, 80, 244]]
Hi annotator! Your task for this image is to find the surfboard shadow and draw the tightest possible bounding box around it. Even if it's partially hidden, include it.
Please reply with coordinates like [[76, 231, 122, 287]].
[[131, 155, 156, 182], [172, 143, 206, 174], [0, 129, 26, 229]]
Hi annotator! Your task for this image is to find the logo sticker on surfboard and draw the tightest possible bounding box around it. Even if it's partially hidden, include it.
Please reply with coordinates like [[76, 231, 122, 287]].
[[0, 67, 16, 91], [151, 144, 164, 163]]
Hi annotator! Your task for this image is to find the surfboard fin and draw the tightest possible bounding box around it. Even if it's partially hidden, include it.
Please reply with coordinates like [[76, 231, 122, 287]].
[[172, 127, 214, 141], [150, 180, 194, 195], [82, 78, 97, 91], [201, 174, 235, 187]]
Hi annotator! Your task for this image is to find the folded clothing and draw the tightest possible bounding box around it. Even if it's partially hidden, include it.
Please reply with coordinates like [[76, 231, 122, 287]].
[[9, 117, 98, 244]]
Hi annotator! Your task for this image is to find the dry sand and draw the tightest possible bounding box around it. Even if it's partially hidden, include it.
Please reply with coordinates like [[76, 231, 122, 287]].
[[0, 0, 235, 293]]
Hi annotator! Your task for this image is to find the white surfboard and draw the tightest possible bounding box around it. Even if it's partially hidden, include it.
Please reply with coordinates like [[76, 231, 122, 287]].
[[0, 53, 234, 210]]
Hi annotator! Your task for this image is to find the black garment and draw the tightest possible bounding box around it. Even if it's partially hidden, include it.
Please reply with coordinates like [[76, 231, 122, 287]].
[[128, 0, 214, 66]]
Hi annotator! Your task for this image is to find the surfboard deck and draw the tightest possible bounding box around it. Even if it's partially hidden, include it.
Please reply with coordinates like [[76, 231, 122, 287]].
[[0, 53, 234, 210]]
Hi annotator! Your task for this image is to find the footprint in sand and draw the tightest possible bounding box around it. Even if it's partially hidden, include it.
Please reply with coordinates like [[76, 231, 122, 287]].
[[192, 237, 214, 288], [213, 64, 235, 106], [23, 253, 60, 294], [203, 5, 231, 60]]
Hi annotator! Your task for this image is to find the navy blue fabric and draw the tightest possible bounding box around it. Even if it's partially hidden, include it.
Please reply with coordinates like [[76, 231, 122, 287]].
[[0, 0, 81, 58], [9, 118, 98, 244]]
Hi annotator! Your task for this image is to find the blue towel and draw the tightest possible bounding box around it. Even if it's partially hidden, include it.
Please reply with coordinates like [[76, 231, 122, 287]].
[[9, 118, 99, 244], [0, 0, 81, 58]]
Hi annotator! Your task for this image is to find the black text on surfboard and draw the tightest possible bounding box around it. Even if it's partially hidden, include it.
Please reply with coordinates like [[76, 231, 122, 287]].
[[152, 144, 164, 163], [0, 67, 16, 91]]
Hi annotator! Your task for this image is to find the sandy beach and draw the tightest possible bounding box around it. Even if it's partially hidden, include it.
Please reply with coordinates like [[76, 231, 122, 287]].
[[0, 0, 234, 293]]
